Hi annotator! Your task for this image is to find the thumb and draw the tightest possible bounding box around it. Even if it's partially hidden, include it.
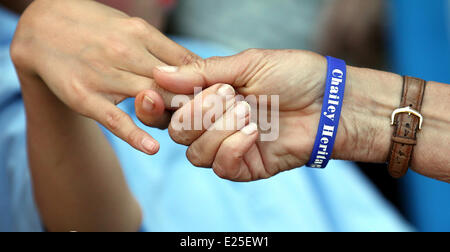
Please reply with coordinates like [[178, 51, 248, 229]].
[[153, 51, 256, 94], [135, 90, 172, 129]]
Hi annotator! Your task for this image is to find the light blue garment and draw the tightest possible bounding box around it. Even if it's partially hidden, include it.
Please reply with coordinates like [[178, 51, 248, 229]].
[[0, 7, 412, 232], [0, 7, 43, 231], [389, 0, 450, 232]]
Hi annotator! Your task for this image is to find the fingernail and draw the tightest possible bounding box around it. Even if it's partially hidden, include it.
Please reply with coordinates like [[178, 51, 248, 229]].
[[142, 138, 158, 154], [217, 84, 235, 98], [235, 102, 251, 119], [157, 66, 179, 73], [142, 96, 155, 113], [242, 123, 258, 135]]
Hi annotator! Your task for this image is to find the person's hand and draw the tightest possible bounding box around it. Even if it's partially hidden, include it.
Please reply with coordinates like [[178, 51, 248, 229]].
[[149, 49, 394, 181], [11, 0, 198, 155], [150, 49, 333, 181]]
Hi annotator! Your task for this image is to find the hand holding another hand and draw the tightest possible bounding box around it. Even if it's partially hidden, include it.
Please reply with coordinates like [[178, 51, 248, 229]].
[[149, 49, 395, 181], [150, 49, 337, 181]]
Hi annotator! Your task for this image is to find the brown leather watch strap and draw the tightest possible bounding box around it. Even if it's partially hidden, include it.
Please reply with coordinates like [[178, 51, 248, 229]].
[[388, 76, 427, 178]]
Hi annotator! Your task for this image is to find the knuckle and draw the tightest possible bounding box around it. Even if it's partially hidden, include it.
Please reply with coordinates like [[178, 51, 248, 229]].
[[230, 149, 244, 161], [240, 48, 272, 61], [71, 82, 89, 103], [107, 40, 129, 59], [191, 58, 206, 71], [9, 38, 28, 68], [212, 162, 229, 180], [104, 110, 126, 132], [205, 56, 223, 64], [126, 17, 150, 36], [213, 157, 245, 182], [126, 128, 143, 148], [167, 112, 195, 146], [65, 79, 90, 111], [186, 145, 208, 168], [260, 173, 272, 181], [168, 125, 193, 146], [180, 51, 199, 65], [241, 48, 261, 57], [186, 148, 197, 164], [223, 143, 242, 160]]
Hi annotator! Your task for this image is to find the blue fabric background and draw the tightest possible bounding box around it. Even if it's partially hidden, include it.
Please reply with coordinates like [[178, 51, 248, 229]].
[[389, 0, 450, 232]]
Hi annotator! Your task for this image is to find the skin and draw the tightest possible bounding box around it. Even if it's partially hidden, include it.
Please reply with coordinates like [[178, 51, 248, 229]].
[[148, 49, 450, 183], [11, 0, 197, 231]]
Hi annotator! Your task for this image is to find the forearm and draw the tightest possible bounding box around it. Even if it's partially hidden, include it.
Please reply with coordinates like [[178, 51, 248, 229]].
[[336, 66, 450, 182], [19, 72, 142, 232]]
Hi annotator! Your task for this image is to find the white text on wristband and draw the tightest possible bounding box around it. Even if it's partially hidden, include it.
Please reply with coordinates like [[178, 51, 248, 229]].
[[306, 56, 347, 169]]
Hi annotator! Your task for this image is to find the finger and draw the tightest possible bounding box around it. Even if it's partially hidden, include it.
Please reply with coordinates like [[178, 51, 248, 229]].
[[184, 101, 252, 168], [135, 90, 172, 129], [101, 33, 165, 78], [107, 69, 155, 97], [153, 50, 256, 94], [111, 69, 193, 109], [114, 46, 166, 79], [144, 26, 201, 66], [168, 84, 237, 146], [129, 52, 165, 79], [85, 97, 160, 155], [212, 123, 262, 181]]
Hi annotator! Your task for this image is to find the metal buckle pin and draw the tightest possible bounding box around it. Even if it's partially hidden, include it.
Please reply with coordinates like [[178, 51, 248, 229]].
[[391, 106, 424, 130]]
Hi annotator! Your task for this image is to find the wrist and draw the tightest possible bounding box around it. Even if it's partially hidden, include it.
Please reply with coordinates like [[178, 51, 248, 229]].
[[410, 81, 450, 182], [332, 66, 403, 163], [17, 70, 73, 124], [329, 65, 450, 182]]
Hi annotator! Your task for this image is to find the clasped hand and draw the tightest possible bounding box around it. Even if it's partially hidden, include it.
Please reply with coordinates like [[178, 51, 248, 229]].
[[11, 0, 351, 182], [143, 50, 333, 182]]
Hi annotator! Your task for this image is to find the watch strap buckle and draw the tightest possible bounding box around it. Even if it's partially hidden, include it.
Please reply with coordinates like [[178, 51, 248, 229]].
[[391, 106, 424, 130]]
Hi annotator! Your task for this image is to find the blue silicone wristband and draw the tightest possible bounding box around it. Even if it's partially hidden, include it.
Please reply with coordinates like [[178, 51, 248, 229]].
[[306, 56, 347, 169]]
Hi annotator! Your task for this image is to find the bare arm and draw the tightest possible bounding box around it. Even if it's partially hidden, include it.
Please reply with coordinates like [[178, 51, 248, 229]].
[[10, 0, 156, 232], [8, 0, 195, 231], [340, 67, 450, 182], [18, 70, 142, 232]]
